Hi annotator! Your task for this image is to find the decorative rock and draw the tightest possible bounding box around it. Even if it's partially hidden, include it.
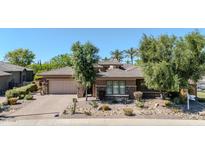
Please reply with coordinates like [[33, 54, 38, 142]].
[[154, 103, 159, 108], [199, 111, 205, 116]]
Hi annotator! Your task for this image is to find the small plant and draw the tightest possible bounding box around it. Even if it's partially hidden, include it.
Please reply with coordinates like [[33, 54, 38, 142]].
[[8, 97, 18, 105], [89, 100, 98, 108], [163, 100, 172, 107], [123, 108, 134, 116], [98, 104, 111, 111], [84, 110, 92, 116], [24, 93, 33, 100], [133, 91, 143, 101], [172, 108, 181, 113], [136, 100, 144, 108]]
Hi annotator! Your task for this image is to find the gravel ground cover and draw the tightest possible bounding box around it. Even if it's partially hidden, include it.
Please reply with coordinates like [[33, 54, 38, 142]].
[[61, 98, 205, 120]]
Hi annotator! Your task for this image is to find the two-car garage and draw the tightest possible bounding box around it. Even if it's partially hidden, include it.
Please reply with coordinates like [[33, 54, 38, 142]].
[[39, 67, 78, 94], [48, 79, 78, 94]]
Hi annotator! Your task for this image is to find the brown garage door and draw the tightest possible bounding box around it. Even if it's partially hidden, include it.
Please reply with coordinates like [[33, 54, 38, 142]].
[[49, 79, 77, 94]]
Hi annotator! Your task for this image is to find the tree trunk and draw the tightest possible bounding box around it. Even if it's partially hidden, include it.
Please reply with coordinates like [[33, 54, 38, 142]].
[[131, 56, 133, 64], [85, 87, 88, 101]]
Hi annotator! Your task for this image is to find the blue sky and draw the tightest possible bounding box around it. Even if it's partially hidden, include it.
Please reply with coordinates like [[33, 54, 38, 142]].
[[0, 28, 204, 63]]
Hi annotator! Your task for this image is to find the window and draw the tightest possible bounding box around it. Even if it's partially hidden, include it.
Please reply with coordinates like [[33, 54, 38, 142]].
[[106, 81, 126, 95], [113, 81, 119, 94], [119, 81, 125, 94], [106, 81, 113, 95]]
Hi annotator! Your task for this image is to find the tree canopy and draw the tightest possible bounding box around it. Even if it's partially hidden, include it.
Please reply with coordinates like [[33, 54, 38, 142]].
[[111, 49, 124, 62], [124, 48, 138, 64], [139, 31, 205, 97], [71, 41, 99, 101], [49, 53, 73, 69], [5, 48, 35, 67]]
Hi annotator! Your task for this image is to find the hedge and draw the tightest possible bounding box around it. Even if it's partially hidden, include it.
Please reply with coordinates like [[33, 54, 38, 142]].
[[5, 83, 38, 99]]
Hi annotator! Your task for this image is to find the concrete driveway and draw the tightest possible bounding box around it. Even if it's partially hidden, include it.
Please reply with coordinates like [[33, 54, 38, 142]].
[[7, 94, 76, 120]]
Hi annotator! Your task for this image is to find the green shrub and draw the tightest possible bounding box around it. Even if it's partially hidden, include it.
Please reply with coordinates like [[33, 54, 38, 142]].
[[5, 83, 37, 99], [98, 104, 111, 111], [123, 108, 134, 116], [34, 75, 43, 81], [24, 93, 33, 100], [89, 101, 98, 108], [8, 98, 18, 105], [19, 94, 25, 100], [133, 91, 143, 101], [136, 100, 144, 108], [164, 100, 172, 107]]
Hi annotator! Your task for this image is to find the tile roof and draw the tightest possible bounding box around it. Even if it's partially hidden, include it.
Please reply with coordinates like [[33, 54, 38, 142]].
[[38, 66, 74, 76], [0, 71, 11, 77], [97, 67, 143, 78], [93, 63, 103, 68], [0, 61, 33, 72], [98, 59, 122, 65], [39, 64, 143, 78]]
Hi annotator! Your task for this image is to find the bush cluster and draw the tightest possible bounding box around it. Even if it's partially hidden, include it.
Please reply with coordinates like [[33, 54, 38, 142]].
[[5, 83, 37, 99]]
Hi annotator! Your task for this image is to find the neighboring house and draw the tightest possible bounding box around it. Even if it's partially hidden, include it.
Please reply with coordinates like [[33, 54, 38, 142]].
[[0, 61, 34, 93], [39, 59, 148, 100]]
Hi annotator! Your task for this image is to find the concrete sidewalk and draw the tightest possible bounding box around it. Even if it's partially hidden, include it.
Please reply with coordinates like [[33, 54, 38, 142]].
[[1, 118, 205, 126]]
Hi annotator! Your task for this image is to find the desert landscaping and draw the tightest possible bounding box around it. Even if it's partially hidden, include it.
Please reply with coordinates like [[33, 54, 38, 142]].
[[61, 97, 205, 120]]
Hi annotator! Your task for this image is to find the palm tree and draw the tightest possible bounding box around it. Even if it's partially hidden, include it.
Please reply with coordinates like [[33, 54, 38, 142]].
[[124, 48, 138, 64], [111, 49, 124, 62]]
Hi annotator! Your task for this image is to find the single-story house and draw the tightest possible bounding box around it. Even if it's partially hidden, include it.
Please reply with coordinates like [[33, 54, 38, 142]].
[[39, 59, 148, 100], [0, 61, 34, 93]]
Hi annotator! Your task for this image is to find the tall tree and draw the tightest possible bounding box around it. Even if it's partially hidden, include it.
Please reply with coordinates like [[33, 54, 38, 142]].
[[139, 34, 179, 98], [72, 41, 99, 101], [111, 49, 124, 62], [139, 32, 205, 98], [124, 48, 138, 64], [5, 48, 35, 67], [173, 31, 205, 87], [49, 53, 73, 69]]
